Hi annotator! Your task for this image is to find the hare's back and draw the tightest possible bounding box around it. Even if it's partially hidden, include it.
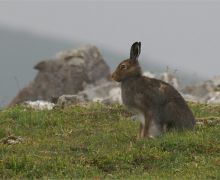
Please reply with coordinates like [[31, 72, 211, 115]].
[[141, 76, 183, 101], [121, 76, 177, 108]]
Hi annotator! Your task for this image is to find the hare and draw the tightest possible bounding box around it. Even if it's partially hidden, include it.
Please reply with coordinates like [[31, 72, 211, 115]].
[[111, 42, 195, 138]]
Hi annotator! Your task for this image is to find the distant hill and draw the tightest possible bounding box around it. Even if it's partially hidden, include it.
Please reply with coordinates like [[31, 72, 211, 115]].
[[0, 27, 76, 106], [0, 26, 203, 107]]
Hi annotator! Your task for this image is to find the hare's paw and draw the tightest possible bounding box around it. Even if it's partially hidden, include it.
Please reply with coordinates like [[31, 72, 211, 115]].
[[148, 121, 162, 138], [130, 115, 138, 121]]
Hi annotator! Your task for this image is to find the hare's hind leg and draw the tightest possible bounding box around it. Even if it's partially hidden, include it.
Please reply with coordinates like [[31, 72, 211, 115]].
[[163, 102, 195, 130]]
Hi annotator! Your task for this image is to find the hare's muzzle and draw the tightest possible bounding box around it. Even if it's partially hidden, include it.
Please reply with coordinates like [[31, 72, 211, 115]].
[[111, 72, 119, 82]]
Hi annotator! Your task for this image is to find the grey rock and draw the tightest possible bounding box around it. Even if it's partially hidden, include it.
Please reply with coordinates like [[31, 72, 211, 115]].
[[182, 80, 215, 98], [9, 45, 110, 106], [24, 100, 55, 110], [56, 94, 88, 108], [56, 80, 121, 107], [182, 76, 220, 104]]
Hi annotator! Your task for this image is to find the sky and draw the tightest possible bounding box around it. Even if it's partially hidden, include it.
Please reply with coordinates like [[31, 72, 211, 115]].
[[0, 1, 220, 78]]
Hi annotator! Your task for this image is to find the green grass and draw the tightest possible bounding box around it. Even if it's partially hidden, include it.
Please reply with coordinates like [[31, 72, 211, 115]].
[[0, 103, 220, 179]]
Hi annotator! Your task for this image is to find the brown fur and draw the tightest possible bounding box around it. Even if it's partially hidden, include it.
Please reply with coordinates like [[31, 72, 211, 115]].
[[112, 42, 195, 139]]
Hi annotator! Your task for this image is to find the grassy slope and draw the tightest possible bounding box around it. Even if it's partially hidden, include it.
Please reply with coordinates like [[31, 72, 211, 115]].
[[0, 103, 220, 179]]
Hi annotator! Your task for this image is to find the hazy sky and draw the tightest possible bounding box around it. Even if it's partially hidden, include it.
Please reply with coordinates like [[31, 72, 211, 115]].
[[0, 1, 220, 77]]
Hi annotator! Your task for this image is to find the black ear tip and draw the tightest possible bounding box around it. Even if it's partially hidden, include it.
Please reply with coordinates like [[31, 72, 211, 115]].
[[132, 41, 141, 46], [132, 42, 138, 46]]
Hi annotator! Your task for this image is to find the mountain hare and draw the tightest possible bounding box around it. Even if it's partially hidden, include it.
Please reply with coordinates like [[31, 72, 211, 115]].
[[112, 42, 195, 138]]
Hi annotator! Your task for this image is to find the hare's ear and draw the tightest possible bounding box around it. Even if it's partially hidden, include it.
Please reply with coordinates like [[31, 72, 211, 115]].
[[130, 42, 141, 61]]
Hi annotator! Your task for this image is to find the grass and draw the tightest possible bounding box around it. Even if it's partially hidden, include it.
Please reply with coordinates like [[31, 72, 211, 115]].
[[0, 102, 220, 179]]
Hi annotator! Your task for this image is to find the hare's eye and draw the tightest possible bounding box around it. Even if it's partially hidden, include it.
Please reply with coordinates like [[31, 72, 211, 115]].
[[120, 64, 127, 70]]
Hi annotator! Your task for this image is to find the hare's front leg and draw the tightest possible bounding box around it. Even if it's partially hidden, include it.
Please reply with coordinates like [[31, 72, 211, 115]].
[[137, 113, 151, 139], [138, 123, 144, 139], [141, 113, 162, 139], [138, 118, 151, 139], [142, 118, 151, 138], [138, 122, 150, 139], [136, 113, 145, 139]]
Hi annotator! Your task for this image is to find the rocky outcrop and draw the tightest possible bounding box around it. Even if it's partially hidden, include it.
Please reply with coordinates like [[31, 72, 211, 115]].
[[9, 45, 110, 106], [182, 76, 220, 104], [56, 80, 121, 108]]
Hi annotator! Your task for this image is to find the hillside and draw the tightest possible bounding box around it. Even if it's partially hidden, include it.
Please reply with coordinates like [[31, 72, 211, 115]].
[[0, 103, 220, 179], [0, 27, 74, 106], [0, 26, 203, 106]]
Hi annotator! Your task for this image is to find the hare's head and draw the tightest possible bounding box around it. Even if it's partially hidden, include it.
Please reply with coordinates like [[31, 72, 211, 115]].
[[112, 42, 142, 82]]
